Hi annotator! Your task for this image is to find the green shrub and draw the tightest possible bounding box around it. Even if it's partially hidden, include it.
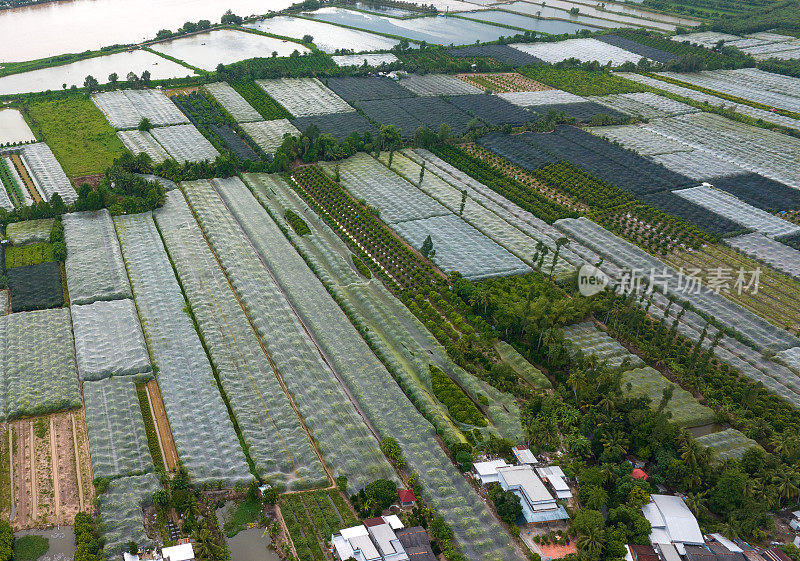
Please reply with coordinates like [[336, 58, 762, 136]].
[[430, 365, 487, 427], [352, 254, 372, 278], [285, 209, 311, 235], [13, 535, 49, 561]]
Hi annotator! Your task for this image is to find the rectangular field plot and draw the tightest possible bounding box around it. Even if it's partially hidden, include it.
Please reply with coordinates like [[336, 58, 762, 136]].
[[397, 74, 482, 96], [149, 124, 219, 164], [511, 38, 644, 66], [622, 367, 715, 428], [6, 220, 53, 246], [332, 53, 398, 67], [4, 308, 81, 419], [651, 151, 745, 182], [98, 473, 160, 555], [204, 82, 262, 122], [257, 78, 352, 118], [448, 44, 542, 65], [154, 191, 327, 490], [476, 131, 558, 170], [186, 178, 397, 491], [456, 72, 552, 93], [64, 209, 132, 305], [395, 214, 530, 279], [7, 261, 63, 312], [448, 94, 535, 126], [114, 213, 252, 485], [117, 130, 169, 164], [21, 143, 77, 204], [83, 377, 153, 479], [334, 153, 449, 224], [596, 35, 678, 63], [500, 89, 586, 107], [562, 321, 644, 370], [727, 233, 800, 280], [327, 76, 414, 102], [695, 428, 760, 461], [674, 185, 800, 238], [72, 299, 151, 382], [0, 108, 35, 144], [93, 89, 189, 130], [241, 119, 299, 153], [528, 101, 627, 123], [591, 92, 697, 119], [291, 112, 375, 142], [641, 191, 745, 236], [711, 172, 800, 213]]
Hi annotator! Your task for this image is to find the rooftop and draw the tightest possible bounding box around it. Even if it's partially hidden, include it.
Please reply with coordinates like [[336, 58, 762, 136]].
[[161, 544, 194, 561], [642, 494, 703, 548], [398, 489, 416, 503], [497, 465, 554, 505]]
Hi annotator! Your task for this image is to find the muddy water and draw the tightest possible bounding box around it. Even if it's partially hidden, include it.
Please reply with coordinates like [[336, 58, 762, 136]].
[[14, 527, 76, 561], [0, 109, 35, 144], [226, 527, 281, 561], [0, 0, 294, 63]]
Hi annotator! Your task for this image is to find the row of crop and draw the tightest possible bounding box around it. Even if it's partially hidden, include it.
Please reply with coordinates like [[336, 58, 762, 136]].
[[282, 490, 357, 560], [185, 177, 397, 491], [0, 157, 21, 210], [281, 494, 326, 561], [114, 212, 253, 485], [229, 78, 293, 120]]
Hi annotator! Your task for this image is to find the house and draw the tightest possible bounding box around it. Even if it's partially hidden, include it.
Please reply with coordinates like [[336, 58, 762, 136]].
[[473, 459, 510, 485], [161, 543, 194, 561], [395, 527, 436, 561], [642, 494, 704, 555], [513, 445, 537, 465], [684, 544, 747, 561], [496, 465, 569, 524], [790, 511, 800, 531], [762, 549, 792, 561], [709, 534, 744, 554], [397, 489, 416, 508], [536, 466, 572, 500], [625, 544, 659, 561], [332, 516, 409, 561]]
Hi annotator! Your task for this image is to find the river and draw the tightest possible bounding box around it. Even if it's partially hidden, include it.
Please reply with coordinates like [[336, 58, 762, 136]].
[[0, 0, 294, 63]]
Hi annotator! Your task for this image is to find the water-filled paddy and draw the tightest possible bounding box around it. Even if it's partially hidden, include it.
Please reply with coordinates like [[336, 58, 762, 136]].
[[245, 16, 401, 53]]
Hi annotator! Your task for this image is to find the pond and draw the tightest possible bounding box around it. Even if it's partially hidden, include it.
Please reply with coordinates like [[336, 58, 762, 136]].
[[0, 50, 194, 96], [305, 7, 517, 45], [0, 0, 295, 63], [14, 527, 75, 561], [0, 109, 36, 144], [150, 29, 310, 71], [498, 2, 638, 29], [459, 9, 602, 34], [244, 16, 401, 53], [226, 527, 281, 561], [503, 0, 681, 30]]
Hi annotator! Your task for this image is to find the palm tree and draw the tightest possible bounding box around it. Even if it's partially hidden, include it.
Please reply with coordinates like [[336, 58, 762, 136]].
[[549, 237, 569, 281], [773, 469, 800, 507], [577, 525, 604, 557]]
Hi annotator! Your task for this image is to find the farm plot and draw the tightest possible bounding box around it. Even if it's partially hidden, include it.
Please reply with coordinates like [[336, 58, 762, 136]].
[[235, 174, 521, 560], [395, 214, 530, 280], [256, 78, 352, 118], [4, 308, 81, 419], [6, 262, 63, 312], [114, 213, 251, 485], [203, 82, 262, 123], [281, 490, 359, 561], [621, 367, 715, 428], [554, 217, 800, 353], [410, 97, 477, 135], [591, 125, 692, 156], [590, 92, 697, 119], [710, 173, 800, 213], [495, 341, 551, 389], [728, 233, 800, 280], [456, 72, 551, 94], [117, 130, 169, 164], [21, 143, 77, 204], [477, 132, 558, 171], [241, 119, 299, 153], [6, 411, 94, 530], [1, 155, 31, 208], [651, 151, 745, 182], [358, 99, 424, 137], [244, 173, 520, 443], [397, 74, 482, 96], [82, 376, 153, 480], [97, 473, 160, 555], [562, 322, 644, 370], [511, 38, 644, 66], [527, 101, 627, 123], [71, 299, 152, 382], [674, 185, 800, 238], [499, 89, 587, 107], [229, 79, 292, 121], [184, 178, 397, 491], [154, 191, 328, 490], [640, 191, 744, 236], [777, 347, 800, 374], [448, 94, 535, 126], [63, 209, 132, 305], [8, 154, 41, 203], [92, 89, 189, 130], [448, 44, 542, 65], [0, 108, 35, 145], [327, 76, 414, 103], [5, 219, 53, 246], [657, 69, 800, 114], [333, 153, 449, 224], [291, 112, 375, 142], [0, 160, 16, 211], [617, 73, 800, 133], [331, 53, 398, 67], [149, 124, 219, 164], [695, 428, 760, 461], [595, 35, 678, 63]]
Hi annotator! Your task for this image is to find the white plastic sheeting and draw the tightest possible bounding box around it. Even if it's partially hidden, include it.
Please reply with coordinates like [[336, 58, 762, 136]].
[[256, 78, 352, 117], [241, 119, 299, 154], [204, 82, 262, 123], [98, 473, 160, 555], [149, 124, 219, 164], [117, 130, 170, 164], [397, 73, 483, 96], [93, 89, 189, 130], [21, 143, 77, 204], [511, 38, 644, 65]]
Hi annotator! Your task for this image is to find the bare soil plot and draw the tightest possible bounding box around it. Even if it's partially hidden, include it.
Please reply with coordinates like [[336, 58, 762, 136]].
[[9, 154, 42, 203], [144, 380, 179, 473], [456, 72, 552, 93], [8, 411, 93, 531]]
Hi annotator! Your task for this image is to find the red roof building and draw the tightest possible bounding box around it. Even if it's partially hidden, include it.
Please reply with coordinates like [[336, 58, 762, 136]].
[[363, 517, 386, 528], [631, 468, 649, 480], [398, 489, 417, 506]]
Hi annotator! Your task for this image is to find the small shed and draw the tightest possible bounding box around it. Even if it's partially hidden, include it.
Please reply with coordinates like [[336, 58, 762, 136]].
[[398, 489, 417, 507], [161, 543, 195, 561], [513, 445, 537, 465]]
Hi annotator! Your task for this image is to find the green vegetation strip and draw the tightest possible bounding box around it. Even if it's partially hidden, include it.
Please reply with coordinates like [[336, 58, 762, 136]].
[[12, 535, 49, 561], [5, 242, 55, 269], [135, 383, 166, 471], [519, 66, 650, 96], [229, 79, 292, 120], [430, 365, 488, 427]]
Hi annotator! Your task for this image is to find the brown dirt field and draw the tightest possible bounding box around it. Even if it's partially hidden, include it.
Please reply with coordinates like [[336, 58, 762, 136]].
[[71, 173, 104, 190], [0, 425, 11, 521], [72, 411, 95, 513], [145, 380, 179, 472], [9, 154, 43, 203], [9, 412, 94, 531], [165, 86, 200, 96]]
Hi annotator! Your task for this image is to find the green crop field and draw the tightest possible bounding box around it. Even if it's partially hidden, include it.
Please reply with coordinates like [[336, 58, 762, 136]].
[[25, 95, 125, 178]]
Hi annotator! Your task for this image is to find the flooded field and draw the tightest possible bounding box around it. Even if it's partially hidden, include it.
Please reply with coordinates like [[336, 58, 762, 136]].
[[459, 9, 602, 34], [0, 50, 194, 96], [227, 527, 281, 561], [245, 16, 401, 53], [0, 109, 36, 145], [14, 527, 76, 561], [150, 29, 310, 71]]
